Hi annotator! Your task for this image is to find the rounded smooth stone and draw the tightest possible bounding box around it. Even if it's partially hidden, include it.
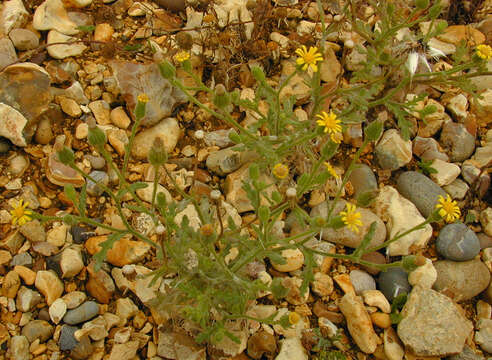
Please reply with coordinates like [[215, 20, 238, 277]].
[[348, 164, 378, 200], [154, 0, 186, 11], [433, 259, 491, 302], [85, 155, 105, 170], [21, 320, 54, 343], [63, 301, 99, 325], [86, 171, 109, 196], [59, 325, 79, 351], [396, 171, 447, 218], [0, 139, 10, 153], [440, 122, 475, 162], [377, 267, 411, 302], [10, 253, 33, 267], [70, 226, 93, 244], [9, 29, 39, 51], [350, 269, 376, 295], [436, 222, 480, 261], [360, 252, 387, 275]]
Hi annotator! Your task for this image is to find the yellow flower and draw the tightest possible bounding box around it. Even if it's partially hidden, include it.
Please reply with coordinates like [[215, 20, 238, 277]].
[[295, 45, 323, 72], [272, 163, 289, 179], [339, 202, 363, 234], [435, 194, 460, 223], [174, 51, 190, 63], [324, 162, 339, 179], [10, 199, 32, 226], [316, 111, 342, 143], [288, 311, 301, 325], [137, 93, 149, 104], [476, 44, 492, 60]]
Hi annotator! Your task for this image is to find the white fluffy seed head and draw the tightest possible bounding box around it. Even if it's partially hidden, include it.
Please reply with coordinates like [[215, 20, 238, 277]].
[[210, 190, 221, 200], [155, 224, 165, 234], [286, 187, 297, 198], [195, 130, 205, 139]]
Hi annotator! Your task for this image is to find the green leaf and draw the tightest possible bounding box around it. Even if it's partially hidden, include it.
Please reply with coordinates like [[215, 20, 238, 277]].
[[79, 185, 87, 217], [356, 190, 378, 207], [64, 185, 78, 205], [124, 43, 143, 51], [297, 173, 309, 189], [271, 191, 282, 204], [464, 212, 476, 224], [390, 312, 403, 324], [268, 251, 287, 266], [364, 120, 383, 142], [258, 206, 270, 224], [249, 163, 260, 181], [77, 25, 95, 32], [94, 232, 127, 271], [352, 222, 376, 259], [270, 277, 289, 300], [391, 292, 408, 312]]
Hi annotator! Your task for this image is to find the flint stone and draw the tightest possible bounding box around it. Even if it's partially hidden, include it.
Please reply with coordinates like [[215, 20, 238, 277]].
[[109, 61, 186, 127], [1, 0, 29, 35], [436, 222, 480, 261], [0, 38, 18, 70], [396, 171, 447, 218], [63, 301, 99, 325], [397, 286, 473, 357], [433, 259, 491, 302]]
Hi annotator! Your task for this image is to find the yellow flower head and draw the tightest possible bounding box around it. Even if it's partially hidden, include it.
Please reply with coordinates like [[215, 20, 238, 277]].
[[324, 162, 339, 179], [174, 51, 190, 63], [476, 44, 492, 60], [10, 199, 32, 226], [316, 111, 342, 143], [272, 163, 289, 179], [137, 93, 149, 104], [288, 311, 301, 325], [339, 202, 363, 234], [295, 45, 323, 72], [435, 194, 460, 223]]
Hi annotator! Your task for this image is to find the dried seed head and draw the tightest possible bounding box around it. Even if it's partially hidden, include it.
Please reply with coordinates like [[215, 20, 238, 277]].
[[286, 187, 297, 198]]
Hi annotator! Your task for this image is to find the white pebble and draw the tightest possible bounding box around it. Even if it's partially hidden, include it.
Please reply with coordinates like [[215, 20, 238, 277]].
[[194, 130, 204, 139]]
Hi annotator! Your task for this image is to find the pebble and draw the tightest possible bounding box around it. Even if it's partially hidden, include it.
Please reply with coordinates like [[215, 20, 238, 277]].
[[275, 337, 308, 360], [429, 159, 461, 186], [247, 330, 277, 359], [349, 270, 376, 295], [47, 30, 87, 59], [443, 178, 469, 200], [59, 325, 79, 351], [271, 248, 304, 272], [0, 103, 28, 146], [49, 298, 68, 324], [0, 38, 18, 70], [2, 270, 20, 298], [397, 286, 473, 356], [109, 61, 186, 127], [86, 170, 109, 196], [371, 312, 392, 329], [63, 301, 99, 325], [206, 147, 243, 175], [433, 259, 491, 302], [360, 252, 387, 275], [436, 222, 480, 261], [9, 28, 39, 51], [70, 225, 94, 244], [86, 262, 115, 304], [9, 336, 29, 360], [311, 272, 334, 297], [35, 270, 64, 305], [377, 267, 411, 302], [374, 186, 433, 256], [62, 291, 87, 309], [362, 290, 391, 313], [60, 247, 85, 278], [413, 136, 449, 162], [70, 333, 93, 359], [375, 129, 412, 170], [33, 0, 78, 34], [88, 100, 111, 125], [1, 0, 29, 34], [85, 235, 150, 267], [16, 286, 42, 312], [203, 129, 235, 148], [448, 345, 485, 360], [21, 320, 54, 343], [107, 128, 129, 155], [110, 106, 131, 129], [396, 171, 447, 218], [59, 96, 82, 117], [19, 219, 46, 243], [348, 164, 378, 201], [46, 224, 67, 247], [440, 121, 475, 162], [115, 298, 138, 325], [339, 292, 380, 354], [35, 117, 54, 144], [130, 118, 180, 160], [475, 319, 492, 353], [94, 23, 114, 42], [408, 257, 437, 289], [311, 200, 386, 249], [481, 208, 492, 237]]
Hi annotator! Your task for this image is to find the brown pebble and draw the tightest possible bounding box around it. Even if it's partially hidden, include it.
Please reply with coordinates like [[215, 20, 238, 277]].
[[370, 312, 392, 328], [360, 251, 387, 275]]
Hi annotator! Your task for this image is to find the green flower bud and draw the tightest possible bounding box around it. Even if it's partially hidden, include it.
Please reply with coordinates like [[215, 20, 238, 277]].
[[213, 84, 231, 109], [57, 146, 75, 165], [148, 137, 168, 166], [402, 255, 418, 272], [159, 60, 176, 80], [251, 66, 266, 83], [415, 0, 429, 9], [88, 125, 107, 148]]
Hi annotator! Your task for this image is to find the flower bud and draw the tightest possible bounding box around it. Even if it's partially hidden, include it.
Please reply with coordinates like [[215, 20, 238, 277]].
[[135, 93, 148, 120], [88, 125, 107, 148], [148, 137, 168, 166], [158, 60, 176, 80], [57, 146, 75, 165], [62, 214, 76, 226], [286, 187, 297, 198], [213, 84, 231, 109], [251, 66, 266, 83]]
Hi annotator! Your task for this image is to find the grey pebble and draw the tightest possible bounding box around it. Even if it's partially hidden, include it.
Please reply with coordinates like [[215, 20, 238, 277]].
[[86, 170, 109, 197], [440, 122, 475, 162], [397, 171, 447, 218], [21, 320, 54, 343], [59, 325, 79, 351], [436, 222, 480, 261], [349, 269, 376, 295], [10, 252, 33, 267], [378, 267, 411, 302], [348, 164, 378, 203], [63, 301, 99, 325]]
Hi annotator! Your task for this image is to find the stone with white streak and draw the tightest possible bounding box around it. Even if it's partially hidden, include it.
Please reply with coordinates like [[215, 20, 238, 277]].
[[0, 0, 29, 35], [339, 292, 380, 354], [33, 0, 79, 35], [374, 186, 433, 256]]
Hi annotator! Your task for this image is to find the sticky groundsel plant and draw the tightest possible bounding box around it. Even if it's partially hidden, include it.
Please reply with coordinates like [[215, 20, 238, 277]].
[[22, 0, 485, 346]]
